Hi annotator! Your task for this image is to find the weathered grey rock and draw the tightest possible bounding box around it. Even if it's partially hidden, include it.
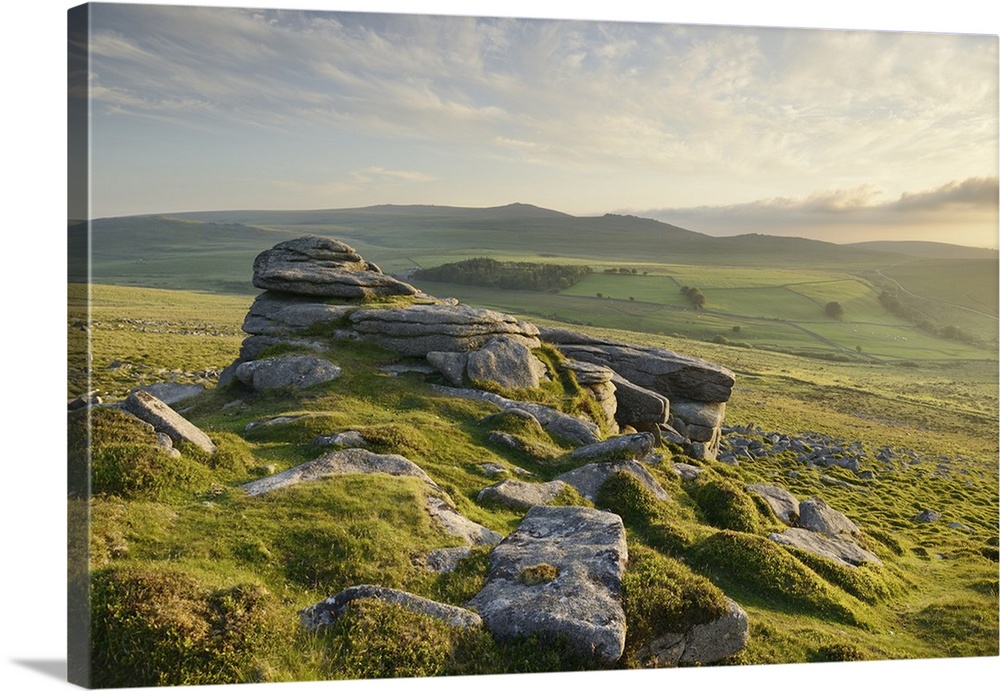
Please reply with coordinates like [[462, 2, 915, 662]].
[[479, 462, 509, 478], [487, 431, 544, 457], [239, 335, 331, 362], [240, 448, 501, 546], [68, 391, 102, 410], [541, 329, 736, 403], [671, 462, 704, 480], [423, 546, 473, 573], [798, 497, 860, 536], [234, 354, 342, 391], [351, 304, 540, 357], [241, 448, 439, 497], [478, 479, 568, 511], [912, 509, 941, 523], [300, 585, 482, 630], [560, 359, 614, 386], [121, 390, 216, 455], [253, 236, 417, 298], [561, 361, 619, 431], [244, 414, 310, 432], [131, 382, 205, 406], [746, 483, 800, 525], [467, 506, 628, 664], [639, 598, 749, 666], [610, 374, 669, 426], [769, 527, 882, 567], [241, 291, 356, 336], [426, 351, 468, 385], [313, 430, 368, 448], [432, 385, 601, 446], [555, 460, 670, 502], [466, 336, 549, 390], [569, 433, 655, 463], [378, 362, 438, 377]]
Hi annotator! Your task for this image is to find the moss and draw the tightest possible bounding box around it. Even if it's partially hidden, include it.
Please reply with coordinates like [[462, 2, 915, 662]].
[[688, 530, 864, 626], [90, 566, 281, 687], [596, 472, 692, 555], [812, 643, 870, 662], [786, 547, 901, 604], [621, 545, 731, 667], [687, 476, 762, 533], [356, 423, 430, 457], [84, 407, 211, 501], [518, 563, 560, 585]]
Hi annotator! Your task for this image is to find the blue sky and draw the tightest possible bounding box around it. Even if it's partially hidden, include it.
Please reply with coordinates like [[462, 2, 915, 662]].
[[77, 1, 999, 246]]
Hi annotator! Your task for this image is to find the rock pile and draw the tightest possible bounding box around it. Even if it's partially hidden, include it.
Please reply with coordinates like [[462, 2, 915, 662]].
[[541, 328, 736, 459]]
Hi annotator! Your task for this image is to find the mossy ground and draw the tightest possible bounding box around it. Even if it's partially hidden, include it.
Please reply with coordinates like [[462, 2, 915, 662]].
[[72, 284, 998, 684]]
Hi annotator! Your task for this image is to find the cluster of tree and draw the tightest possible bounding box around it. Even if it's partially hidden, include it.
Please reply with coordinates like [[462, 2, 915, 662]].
[[825, 301, 845, 318], [680, 285, 706, 309], [878, 289, 984, 346], [413, 257, 592, 292], [603, 267, 640, 275]]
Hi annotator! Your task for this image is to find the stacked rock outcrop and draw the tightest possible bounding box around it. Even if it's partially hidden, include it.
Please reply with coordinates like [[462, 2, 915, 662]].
[[225, 236, 734, 461], [540, 328, 736, 460]]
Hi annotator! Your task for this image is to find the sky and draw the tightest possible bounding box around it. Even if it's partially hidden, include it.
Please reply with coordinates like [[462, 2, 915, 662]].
[[75, 2, 999, 247]]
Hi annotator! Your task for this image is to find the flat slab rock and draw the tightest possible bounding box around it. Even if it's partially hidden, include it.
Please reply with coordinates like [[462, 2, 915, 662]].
[[746, 483, 800, 525], [555, 460, 670, 502], [770, 527, 882, 568], [350, 304, 540, 357], [569, 433, 655, 463], [467, 505, 628, 664], [541, 328, 735, 403], [242, 291, 356, 336], [431, 385, 601, 446], [478, 479, 568, 511], [300, 585, 482, 630], [235, 354, 342, 391], [798, 497, 861, 536], [121, 390, 216, 455], [252, 236, 417, 298], [240, 449, 501, 546], [130, 382, 206, 406]]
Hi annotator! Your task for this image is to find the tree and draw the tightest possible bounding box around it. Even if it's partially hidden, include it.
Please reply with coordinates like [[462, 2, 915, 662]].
[[825, 301, 844, 319]]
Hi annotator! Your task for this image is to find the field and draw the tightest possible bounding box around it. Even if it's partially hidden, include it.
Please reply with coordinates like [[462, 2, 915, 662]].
[[70, 278, 998, 684], [70, 207, 998, 684]]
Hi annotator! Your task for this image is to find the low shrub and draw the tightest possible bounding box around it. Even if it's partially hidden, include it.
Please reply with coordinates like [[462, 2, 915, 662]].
[[596, 472, 692, 555], [90, 566, 280, 687], [688, 476, 762, 533], [85, 407, 210, 500], [621, 545, 730, 667], [688, 530, 863, 626]]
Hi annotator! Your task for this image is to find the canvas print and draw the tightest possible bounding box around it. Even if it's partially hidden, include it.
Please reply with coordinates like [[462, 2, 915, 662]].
[[67, 2, 999, 688]]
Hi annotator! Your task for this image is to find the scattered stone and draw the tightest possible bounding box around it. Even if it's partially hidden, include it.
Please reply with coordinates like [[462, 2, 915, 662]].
[[639, 598, 749, 666], [479, 462, 509, 478], [121, 389, 216, 455], [555, 460, 670, 502], [569, 433, 655, 463], [245, 415, 308, 432], [131, 382, 205, 406], [746, 484, 800, 525], [314, 430, 368, 448], [235, 354, 342, 391], [478, 479, 568, 511], [912, 509, 942, 523], [467, 506, 628, 664], [769, 527, 882, 567], [241, 448, 438, 497], [798, 497, 861, 537], [671, 462, 704, 480], [300, 585, 481, 630], [433, 385, 601, 446], [68, 391, 102, 411], [424, 496, 504, 546], [422, 546, 473, 573]]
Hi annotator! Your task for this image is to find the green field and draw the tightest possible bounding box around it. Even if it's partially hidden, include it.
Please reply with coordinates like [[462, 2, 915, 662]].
[[70, 282, 998, 684]]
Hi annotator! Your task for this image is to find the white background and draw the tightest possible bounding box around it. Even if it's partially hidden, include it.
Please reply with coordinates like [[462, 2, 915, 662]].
[[3, 1, 998, 690]]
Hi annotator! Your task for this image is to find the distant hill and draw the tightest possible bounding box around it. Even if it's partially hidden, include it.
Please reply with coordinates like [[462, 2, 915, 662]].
[[845, 240, 999, 260], [78, 203, 990, 294]]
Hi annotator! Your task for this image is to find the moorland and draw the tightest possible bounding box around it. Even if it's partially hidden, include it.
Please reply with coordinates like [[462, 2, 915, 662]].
[[68, 204, 998, 685]]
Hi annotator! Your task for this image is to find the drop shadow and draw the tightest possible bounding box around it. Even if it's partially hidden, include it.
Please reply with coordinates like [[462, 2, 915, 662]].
[[11, 659, 67, 682]]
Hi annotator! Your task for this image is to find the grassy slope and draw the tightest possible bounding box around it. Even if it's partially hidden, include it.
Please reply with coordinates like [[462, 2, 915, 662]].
[[74, 283, 998, 683]]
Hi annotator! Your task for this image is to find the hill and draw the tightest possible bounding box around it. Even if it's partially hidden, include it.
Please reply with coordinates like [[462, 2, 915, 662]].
[[846, 240, 999, 260]]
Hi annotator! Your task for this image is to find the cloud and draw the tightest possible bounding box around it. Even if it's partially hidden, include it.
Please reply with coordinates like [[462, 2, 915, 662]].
[[625, 177, 999, 245], [352, 166, 438, 183]]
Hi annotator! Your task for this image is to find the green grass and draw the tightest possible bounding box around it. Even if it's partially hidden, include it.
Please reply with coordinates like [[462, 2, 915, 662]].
[[74, 281, 998, 682]]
